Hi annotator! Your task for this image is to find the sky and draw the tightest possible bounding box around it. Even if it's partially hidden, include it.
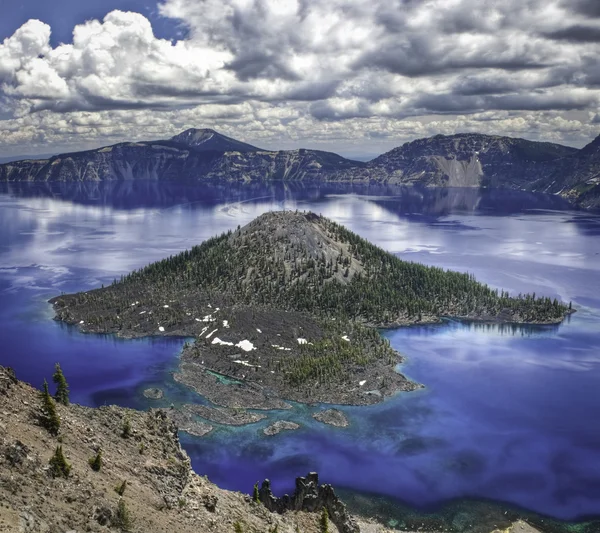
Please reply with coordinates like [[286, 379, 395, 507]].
[[0, 0, 599, 159]]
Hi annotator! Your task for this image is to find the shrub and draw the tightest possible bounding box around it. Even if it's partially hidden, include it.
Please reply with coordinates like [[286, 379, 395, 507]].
[[320, 507, 330, 533], [48, 445, 71, 478], [121, 417, 132, 438], [113, 498, 133, 531], [88, 449, 102, 471], [115, 480, 128, 496]]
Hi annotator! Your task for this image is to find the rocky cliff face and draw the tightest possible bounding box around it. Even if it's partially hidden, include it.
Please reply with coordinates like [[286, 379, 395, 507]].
[[533, 134, 600, 208], [362, 133, 577, 188], [259, 473, 359, 533], [0, 137, 363, 184], [1, 128, 599, 209]]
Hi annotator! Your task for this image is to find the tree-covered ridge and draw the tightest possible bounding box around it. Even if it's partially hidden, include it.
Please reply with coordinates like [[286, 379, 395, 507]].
[[113, 211, 569, 325]]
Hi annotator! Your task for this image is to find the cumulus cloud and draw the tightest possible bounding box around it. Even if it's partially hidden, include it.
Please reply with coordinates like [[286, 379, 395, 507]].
[[0, 0, 599, 155]]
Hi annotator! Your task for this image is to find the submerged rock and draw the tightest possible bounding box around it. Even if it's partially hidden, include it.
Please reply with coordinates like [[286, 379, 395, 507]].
[[263, 420, 300, 436], [143, 387, 164, 400], [184, 404, 267, 426], [312, 408, 349, 428]]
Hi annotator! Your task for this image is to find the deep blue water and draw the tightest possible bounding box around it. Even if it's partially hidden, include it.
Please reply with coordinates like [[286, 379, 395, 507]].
[[0, 182, 599, 523]]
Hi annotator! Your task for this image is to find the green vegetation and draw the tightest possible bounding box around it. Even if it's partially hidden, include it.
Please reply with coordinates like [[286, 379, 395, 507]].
[[40, 379, 61, 435], [115, 480, 128, 496], [52, 363, 69, 406], [68, 212, 568, 329], [233, 521, 244, 533], [320, 507, 330, 533], [253, 482, 260, 503], [285, 322, 395, 387], [121, 417, 132, 438], [88, 449, 102, 471], [48, 445, 71, 478], [114, 498, 133, 531]]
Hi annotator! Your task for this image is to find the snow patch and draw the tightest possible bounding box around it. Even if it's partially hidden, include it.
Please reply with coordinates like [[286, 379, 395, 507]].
[[212, 337, 234, 346], [256, 328, 262, 333], [163, 305, 169, 308], [236, 340, 256, 352], [79, 320, 84, 324], [158, 326, 165, 332], [359, 380, 366, 387], [272, 344, 291, 351], [206, 328, 218, 339], [341, 335, 350, 342], [233, 360, 261, 368], [297, 338, 308, 345], [223, 320, 229, 328]]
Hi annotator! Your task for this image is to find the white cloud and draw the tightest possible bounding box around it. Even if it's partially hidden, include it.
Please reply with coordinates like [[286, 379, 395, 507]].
[[0, 0, 599, 156]]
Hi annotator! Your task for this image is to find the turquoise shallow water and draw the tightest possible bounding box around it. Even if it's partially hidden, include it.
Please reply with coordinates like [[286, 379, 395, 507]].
[[0, 182, 599, 528]]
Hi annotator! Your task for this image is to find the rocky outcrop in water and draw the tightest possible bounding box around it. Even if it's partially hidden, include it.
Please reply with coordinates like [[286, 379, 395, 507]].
[[259, 472, 360, 533]]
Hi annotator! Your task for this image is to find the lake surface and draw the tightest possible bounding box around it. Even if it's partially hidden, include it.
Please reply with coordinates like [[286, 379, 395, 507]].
[[1, 181, 599, 529]]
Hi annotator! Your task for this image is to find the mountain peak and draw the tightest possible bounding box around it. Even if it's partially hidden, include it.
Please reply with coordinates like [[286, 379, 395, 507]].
[[580, 133, 600, 156], [170, 128, 261, 153]]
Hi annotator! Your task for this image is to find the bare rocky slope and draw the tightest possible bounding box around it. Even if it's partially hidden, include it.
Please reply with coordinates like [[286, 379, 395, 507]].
[[2, 128, 599, 208], [0, 366, 360, 533]]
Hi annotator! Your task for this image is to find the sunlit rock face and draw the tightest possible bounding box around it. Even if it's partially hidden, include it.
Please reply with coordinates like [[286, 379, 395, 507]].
[[362, 133, 577, 188]]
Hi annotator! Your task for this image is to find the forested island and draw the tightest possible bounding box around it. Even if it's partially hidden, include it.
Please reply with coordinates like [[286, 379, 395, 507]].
[[50, 211, 572, 408]]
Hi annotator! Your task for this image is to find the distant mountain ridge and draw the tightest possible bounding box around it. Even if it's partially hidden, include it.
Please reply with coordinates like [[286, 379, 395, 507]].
[[0, 128, 598, 208]]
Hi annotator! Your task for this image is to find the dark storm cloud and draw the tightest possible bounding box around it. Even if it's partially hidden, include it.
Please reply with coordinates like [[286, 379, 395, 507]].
[[308, 100, 375, 121], [568, 0, 600, 17], [412, 93, 596, 115], [225, 52, 301, 82], [355, 38, 551, 78], [282, 81, 341, 102], [543, 25, 600, 43]]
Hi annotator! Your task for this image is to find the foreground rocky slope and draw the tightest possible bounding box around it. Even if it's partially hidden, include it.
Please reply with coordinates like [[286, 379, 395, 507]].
[[3, 128, 600, 209], [0, 366, 550, 533], [0, 366, 357, 533]]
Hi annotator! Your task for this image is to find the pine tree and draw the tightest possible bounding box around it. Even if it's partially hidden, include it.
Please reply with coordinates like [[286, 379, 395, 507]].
[[52, 363, 70, 406], [40, 379, 60, 435], [114, 499, 133, 531], [252, 481, 260, 503], [320, 507, 330, 533], [88, 449, 102, 471], [48, 445, 71, 478]]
